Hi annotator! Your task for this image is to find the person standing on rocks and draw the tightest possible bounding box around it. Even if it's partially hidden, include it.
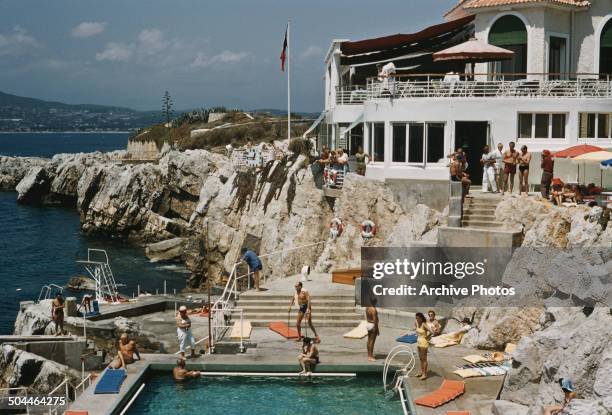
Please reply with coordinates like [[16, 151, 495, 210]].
[[288, 282, 320, 343], [492, 143, 504, 192], [51, 292, 65, 336], [517, 145, 532, 195], [241, 248, 263, 291], [176, 305, 197, 360], [540, 150, 554, 199], [480, 145, 497, 193], [365, 297, 379, 362]]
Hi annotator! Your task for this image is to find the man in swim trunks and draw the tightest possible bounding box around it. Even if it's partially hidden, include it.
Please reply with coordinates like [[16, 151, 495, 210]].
[[80, 294, 92, 314], [173, 358, 201, 381], [109, 333, 141, 369], [298, 337, 319, 376], [288, 282, 320, 343], [502, 141, 519, 195], [51, 293, 65, 336], [365, 297, 379, 362]]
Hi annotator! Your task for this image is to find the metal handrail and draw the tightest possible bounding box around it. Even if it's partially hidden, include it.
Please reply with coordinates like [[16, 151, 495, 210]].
[[36, 284, 63, 303], [364, 72, 610, 81], [382, 345, 416, 391]]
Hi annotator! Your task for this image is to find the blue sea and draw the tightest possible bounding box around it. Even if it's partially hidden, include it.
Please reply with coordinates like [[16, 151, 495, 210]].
[[0, 133, 187, 334]]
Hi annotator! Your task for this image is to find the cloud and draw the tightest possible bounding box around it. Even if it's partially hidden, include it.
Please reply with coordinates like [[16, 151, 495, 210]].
[[95, 42, 132, 61], [191, 50, 249, 68], [71, 22, 107, 38], [0, 26, 40, 56], [300, 45, 322, 60], [138, 28, 168, 54]]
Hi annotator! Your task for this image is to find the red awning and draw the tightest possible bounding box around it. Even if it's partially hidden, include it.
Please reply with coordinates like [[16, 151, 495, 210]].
[[340, 15, 475, 56]]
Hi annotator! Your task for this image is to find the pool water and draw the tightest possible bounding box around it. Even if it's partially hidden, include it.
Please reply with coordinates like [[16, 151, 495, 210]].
[[127, 373, 402, 414]]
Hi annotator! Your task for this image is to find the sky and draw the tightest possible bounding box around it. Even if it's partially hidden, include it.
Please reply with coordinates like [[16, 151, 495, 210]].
[[0, 0, 456, 112]]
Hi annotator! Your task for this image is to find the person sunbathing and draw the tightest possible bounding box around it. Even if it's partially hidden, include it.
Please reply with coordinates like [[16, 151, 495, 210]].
[[562, 184, 576, 203], [426, 310, 442, 336], [173, 359, 201, 381], [109, 333, 141, 369], [298, 337, 319, 376], [550, 181, 564, 206]]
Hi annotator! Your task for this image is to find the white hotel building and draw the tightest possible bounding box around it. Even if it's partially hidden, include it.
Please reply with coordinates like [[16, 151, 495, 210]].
[[310, 0, 612, 198]]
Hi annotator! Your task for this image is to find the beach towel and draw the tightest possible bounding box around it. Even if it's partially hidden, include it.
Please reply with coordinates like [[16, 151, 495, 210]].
[[343, 321, 368, 339], [269, 322, 300, 339], [462, 355, 490, 364], [230, 320, 252, 340], [454, 363, 510, 378], [414, 379, 465, 408], [94, 368, 127, 394], [431, 330, 466, 348], [396, 333, 418, 344]]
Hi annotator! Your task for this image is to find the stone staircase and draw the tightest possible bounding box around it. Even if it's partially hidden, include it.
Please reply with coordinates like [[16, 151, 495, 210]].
[[233, 292, 362, 328], [461, 193, 502, 229]]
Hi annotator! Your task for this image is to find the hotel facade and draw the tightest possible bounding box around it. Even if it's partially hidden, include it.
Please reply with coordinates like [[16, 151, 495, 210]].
[[309, 0, 612, 189]]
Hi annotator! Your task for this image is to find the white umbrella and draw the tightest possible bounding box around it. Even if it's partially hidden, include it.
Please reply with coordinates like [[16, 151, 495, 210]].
[[573, 151, 612, 187]]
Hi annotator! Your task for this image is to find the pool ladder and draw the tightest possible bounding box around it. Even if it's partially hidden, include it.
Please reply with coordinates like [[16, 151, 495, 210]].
[[383, 345, 418, 415]]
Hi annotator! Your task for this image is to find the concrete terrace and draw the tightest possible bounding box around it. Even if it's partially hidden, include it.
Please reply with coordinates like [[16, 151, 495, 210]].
[[69, 274, 505, 415]]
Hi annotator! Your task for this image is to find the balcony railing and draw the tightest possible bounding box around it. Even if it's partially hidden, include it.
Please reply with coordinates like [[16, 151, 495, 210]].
[[335, 73, 611, 103]]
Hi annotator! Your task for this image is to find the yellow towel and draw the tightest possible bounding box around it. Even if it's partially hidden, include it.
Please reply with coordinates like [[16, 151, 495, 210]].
[[463, 355, 490, 364], [431, 330, 465, 347]]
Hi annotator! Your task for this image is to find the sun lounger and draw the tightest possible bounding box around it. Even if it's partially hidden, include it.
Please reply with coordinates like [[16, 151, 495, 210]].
[[447, 411, 471, 415], [269, 322, 300, 339], [343, 321, 368, 339], [414, 379, 465, 408], [396, 333, 418, 344], [94, 368, 127, 394], [453, 362, 510, 378]]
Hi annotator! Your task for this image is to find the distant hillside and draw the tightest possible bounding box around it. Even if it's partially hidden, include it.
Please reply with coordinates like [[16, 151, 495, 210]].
[[252, 108, 320, 119], [0, 91, 159, 132]]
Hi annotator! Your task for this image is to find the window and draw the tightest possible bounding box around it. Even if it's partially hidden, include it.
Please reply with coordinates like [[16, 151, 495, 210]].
[[392, 124, 406, 162], [518, 113, 532, 138], [600, 18, 612, 76], [369, 123, 385, 162], [390, 122, 445, 165], [408, 123, 424, 163], [534, 114, 549, 138], [517, 113, 566, 139], [579, 113, 611, 139], [549, 36, 567, 79], [489, 15, 528, 79], [427, 123, 445, 163]]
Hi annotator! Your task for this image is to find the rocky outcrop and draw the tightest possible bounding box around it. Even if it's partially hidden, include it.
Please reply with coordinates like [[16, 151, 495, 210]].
[[0, 344, 78, 393], [500, 307, 611, 412], [0, 156, 48, 190], [495, 196, 611, 248], [145, 237, 187, 262]]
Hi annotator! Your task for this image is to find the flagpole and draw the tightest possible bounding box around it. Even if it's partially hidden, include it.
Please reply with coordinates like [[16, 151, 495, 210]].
[[287, 19, 291, 142]]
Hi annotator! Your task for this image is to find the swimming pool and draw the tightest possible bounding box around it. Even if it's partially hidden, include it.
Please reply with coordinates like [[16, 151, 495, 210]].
[[127, 372, 402, 414]]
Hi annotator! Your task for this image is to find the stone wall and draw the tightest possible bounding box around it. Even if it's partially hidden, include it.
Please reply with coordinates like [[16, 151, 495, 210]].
[[127, 139, 159, 159]]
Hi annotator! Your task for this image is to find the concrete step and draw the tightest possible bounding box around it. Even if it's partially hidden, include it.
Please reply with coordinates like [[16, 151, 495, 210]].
[[237, 299, 355, 307], [239, 294, 354, 301], [233, 312, 361, 321], [462, 214, 497, 221], [235, 305, 356, 313], [246, 319, 362, 327], [461, 219, 503, 228], [464, 200, 500, 209], [463, 207, 497, 215]]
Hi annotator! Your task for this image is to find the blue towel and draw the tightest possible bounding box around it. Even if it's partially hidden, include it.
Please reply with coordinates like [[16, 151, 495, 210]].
[[396, 333, 417, 344], [95, 369, 127, 394]]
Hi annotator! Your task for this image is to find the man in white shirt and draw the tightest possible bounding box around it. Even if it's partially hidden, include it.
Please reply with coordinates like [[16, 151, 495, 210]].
[[335, 148, 349, 174], [377, 62, 396, 96], [480, 145, 497, 192], [490, 143, 504, 192]]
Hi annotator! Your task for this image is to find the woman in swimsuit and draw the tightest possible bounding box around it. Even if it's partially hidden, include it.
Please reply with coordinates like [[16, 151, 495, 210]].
[[517, 145, 531, 195], [51, 293, 65, 336], [415, 312, 434, 380]]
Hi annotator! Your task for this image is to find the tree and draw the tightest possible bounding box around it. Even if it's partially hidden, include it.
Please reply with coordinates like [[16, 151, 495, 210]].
[[162, 91, 174, 127]]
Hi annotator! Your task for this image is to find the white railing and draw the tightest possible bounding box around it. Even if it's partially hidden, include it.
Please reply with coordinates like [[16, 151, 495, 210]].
[[335, 85, 367, 105], [333, 73, 612, 102], [37, 284, 63, 303], [208, 241, 326, 352]]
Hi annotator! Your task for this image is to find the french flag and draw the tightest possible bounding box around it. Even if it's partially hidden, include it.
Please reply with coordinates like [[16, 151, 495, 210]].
[[280, 26, 288, 72]]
